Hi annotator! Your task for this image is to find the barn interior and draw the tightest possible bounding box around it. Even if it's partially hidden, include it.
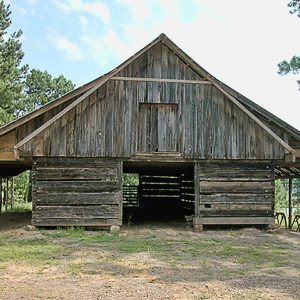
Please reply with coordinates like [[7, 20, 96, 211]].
[[122, 162, 195, 225]]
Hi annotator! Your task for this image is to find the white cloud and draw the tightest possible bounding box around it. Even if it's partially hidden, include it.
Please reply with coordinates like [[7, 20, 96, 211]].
[[158, 0, 180, 17], [83, 2, 110, 23], [53, 0, 110, 24], [48, 30, 83, 61], [80, 29, 132, 66], [79, 15, 88, 29], [13, 4, 27, 15], [26, 0, 37, 5], [80, 35, 108, 65], [117, 0, 151, 22]]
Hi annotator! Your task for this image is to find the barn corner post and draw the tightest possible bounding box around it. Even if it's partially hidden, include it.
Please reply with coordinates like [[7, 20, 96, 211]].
[[5, 177, 9, 212], [193, 161, 203, 232], [10, 177, 14, 210], [118, 160, 123, 227], [0, 177, 2, 213], [288, 177, 293, 229]]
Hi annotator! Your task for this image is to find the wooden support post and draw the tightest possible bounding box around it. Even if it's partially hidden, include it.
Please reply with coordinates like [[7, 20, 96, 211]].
[[288, 178, 293, 229], [0, 177, 2, 213], [194, 162, 200, 217], [5, 178, 9, 212], [11, 177, 14, 210], [194, 162, 202, 231]]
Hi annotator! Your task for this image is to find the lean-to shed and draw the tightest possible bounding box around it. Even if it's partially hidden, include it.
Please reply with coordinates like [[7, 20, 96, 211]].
[[1, 33, 300, 228]]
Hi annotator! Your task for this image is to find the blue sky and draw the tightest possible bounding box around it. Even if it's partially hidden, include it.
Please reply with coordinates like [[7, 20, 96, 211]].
[[6, 0, 300, 130]]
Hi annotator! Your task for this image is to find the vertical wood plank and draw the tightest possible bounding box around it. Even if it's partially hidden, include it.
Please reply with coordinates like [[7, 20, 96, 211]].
[[288, 177, 292, 229], [0, 177, 2, 213], [5, 178, 8, 212], [11, 177, 14, 210]]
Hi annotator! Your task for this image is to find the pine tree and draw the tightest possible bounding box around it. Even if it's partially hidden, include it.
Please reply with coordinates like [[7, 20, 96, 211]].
[[0, 1, 28, 126]]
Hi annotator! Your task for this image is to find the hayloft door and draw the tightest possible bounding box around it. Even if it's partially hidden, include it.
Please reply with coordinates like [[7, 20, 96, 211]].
[[138, 103, 178, 152]]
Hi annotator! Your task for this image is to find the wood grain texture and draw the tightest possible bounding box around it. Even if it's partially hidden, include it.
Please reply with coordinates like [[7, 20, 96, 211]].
[[17, 42, 287, 160], [32, 157, 122, 227], [196, 161, 275, 224], [194, 217, 273, 225]]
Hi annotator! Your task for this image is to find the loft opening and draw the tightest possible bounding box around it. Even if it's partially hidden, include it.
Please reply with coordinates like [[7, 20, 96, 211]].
[[122, 161, 195, 225]]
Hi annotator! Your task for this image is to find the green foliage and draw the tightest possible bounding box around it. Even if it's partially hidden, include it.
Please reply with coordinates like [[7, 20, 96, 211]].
[[277, 1, 300, 89], [19, 69, 75, 116], [13, 171, 31, 202], [123, 173, 139, 186], [0, 237, 64, 265], [3, 201, 32, 213], [288, 0, 300, 17], [0, 1, 75, 124], [275, 179, 288, 211], [278, 55, 300, 75], [0, 1, 28, 124], [0, 2, 75, 208]]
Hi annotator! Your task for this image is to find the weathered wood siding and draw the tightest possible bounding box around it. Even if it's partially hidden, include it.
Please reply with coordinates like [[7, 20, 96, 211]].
[[16, 95, 81, 143], [19, 43, 286, 160], [32, 157, 122, 226], [115, 42, 204, 80], [0, 130, 16, 160], [195, 161, 275, 224]]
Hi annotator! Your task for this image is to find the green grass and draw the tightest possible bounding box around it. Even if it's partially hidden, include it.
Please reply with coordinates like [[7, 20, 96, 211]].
[[0, 227, 299, 279], [0, 237, 65, 266], [2, 202, 32, 213]]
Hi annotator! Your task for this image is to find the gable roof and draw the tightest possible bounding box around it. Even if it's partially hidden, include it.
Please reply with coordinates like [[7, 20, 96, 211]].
[[0, 73, 109, 137], [1, 33, 298, 157]]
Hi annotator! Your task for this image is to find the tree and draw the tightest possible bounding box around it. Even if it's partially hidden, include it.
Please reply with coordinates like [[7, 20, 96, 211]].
[[277, 0, 300, 89], [0, 1, 75, 209], [0, 1, 28, 126], [0, 1, 75, 123], [288, 0, 300, 17], [18, 69, 75, 116], [275, 179, 288, 212]]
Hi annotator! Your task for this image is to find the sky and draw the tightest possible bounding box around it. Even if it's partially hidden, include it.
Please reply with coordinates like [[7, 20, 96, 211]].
[[5, 0, 300, 130]]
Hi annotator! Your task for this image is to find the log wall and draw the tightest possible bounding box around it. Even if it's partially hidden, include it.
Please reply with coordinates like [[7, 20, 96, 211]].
[[195, 161, 275, 225], [32, 157, 122, 226]]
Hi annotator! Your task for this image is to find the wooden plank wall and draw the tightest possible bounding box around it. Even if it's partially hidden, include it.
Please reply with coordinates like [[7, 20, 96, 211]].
[[19, 42, 286, 160], [195, 161, 275, 225], [32, 157, 122, 226], [115, 42, 204, 80], [16, 96, 80, 143], [0, 130, 16, 160]]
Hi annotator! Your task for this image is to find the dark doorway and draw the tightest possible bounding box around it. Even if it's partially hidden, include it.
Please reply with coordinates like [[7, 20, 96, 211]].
[[122, 162, 194, 225]]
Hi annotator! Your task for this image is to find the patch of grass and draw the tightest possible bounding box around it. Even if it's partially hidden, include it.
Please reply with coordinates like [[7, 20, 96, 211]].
[[2, 202, 32, 213], [0, 238, 65, 265], [5, 227, 298, 280], [47, 227, 86, 239], [67, 262, 82, 275]]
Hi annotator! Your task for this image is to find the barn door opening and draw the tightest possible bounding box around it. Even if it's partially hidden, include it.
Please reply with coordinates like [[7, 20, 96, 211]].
[[137, 103, 178, 153], [122, 162, 194, 225]]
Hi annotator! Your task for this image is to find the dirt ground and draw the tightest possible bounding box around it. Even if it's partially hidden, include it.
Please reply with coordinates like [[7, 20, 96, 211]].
[[0, 214, 299, 300]]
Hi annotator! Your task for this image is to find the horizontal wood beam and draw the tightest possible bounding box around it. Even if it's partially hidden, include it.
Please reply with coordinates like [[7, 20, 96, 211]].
[[194, 217, 274, 225], [112, 76, 212, 85]]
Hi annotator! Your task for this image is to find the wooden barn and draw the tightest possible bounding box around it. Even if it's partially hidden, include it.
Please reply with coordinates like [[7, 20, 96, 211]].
[[1, 33, 300, 229]]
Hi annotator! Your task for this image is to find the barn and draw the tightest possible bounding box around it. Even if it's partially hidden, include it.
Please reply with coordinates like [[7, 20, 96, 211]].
[[1, 33, 300, 229]]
